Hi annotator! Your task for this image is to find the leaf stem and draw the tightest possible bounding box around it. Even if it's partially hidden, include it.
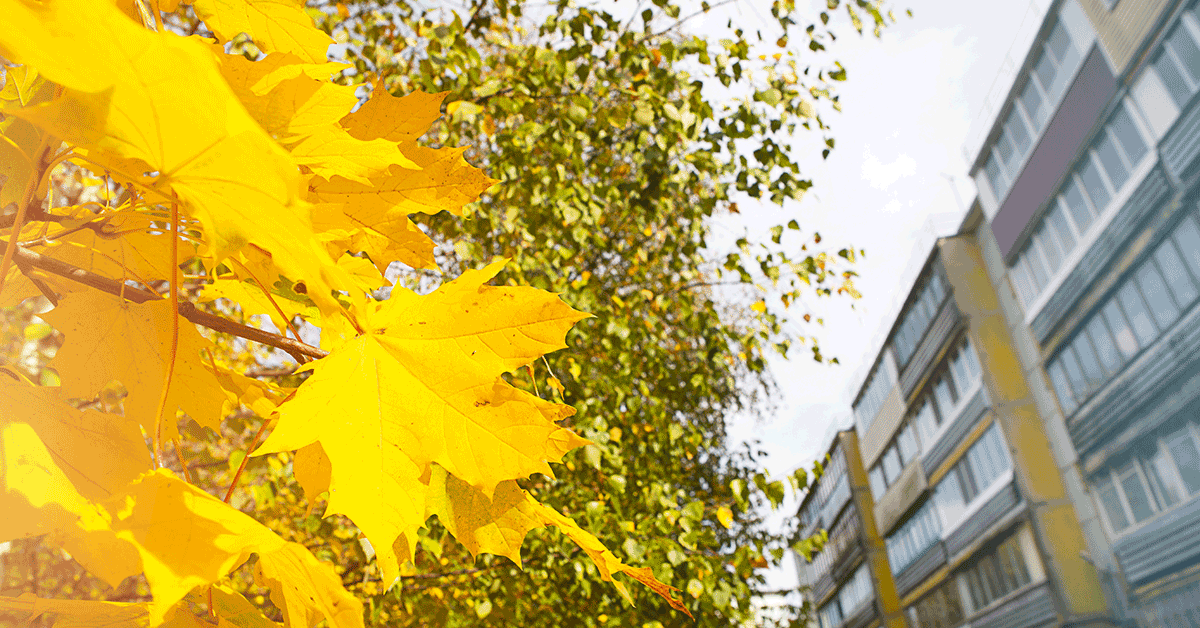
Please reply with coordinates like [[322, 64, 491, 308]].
[[172, 437, 192, 483], [223, 417, 272, 504], [151, 197, 181, 468]]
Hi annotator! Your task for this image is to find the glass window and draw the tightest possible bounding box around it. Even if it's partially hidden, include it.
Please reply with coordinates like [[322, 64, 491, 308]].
[[1117, 461, 1156, 523], [1079, 158, 1111, 212], [1136, 262, 1181, 330], [1026, 241, 1051, 290], [1144, 444, 1184, 509], [1103, 300, 1140, 359], [1059, 347, 1089, 401], [934, 470, 968, 528], [870, 466, 887, 498], [1173, 215, 1200, 276], [915, 400, 939, 447], [913, 577, 965, 628], [1110, 105, 1147, 166], [934, 375, 957, 420], [1167, 426, 1200, 494], [1035, 225, 1064, 275], [1154, 240, 1199, 309], [1062, 179, 1095, 234], [1021, 80, 1047, 128], [996, 135, 1016, 173], [1006, 110, 1032, 159], [1034, 49, 1058, 98], [1086, 317, 1121, 376], [883, 445, 903, 484], [1095, 132, 1129, 191], [1159, 23, 1200, 107], [1048, 362, 1078, 414], [1098, 476, 1130, 532], [1047, 203, 1077, 253], [898, 422, 920, 463], [1117, 283, 1159, 346], [1071, 333, 1105, 392], [998, 536, 1032, 590], [986, 158, 1007, 200]]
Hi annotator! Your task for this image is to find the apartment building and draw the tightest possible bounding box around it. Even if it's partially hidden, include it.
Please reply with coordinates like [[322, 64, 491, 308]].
[[797, 1, 1200, 626], [966, 0, 1200, 626], [795, 429, 906, 628]]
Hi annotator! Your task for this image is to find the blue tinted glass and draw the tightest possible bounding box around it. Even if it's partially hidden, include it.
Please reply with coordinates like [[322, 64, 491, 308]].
[[1136, 262, 1180, 330], [1047, 203, 1077, 252], [1086, 316, 1122, 376], [1079, 158, 1111, 211], [1061, 180, 1095, 234], [1072, 333, 1105, 391], [1172, 215, 1200, 277], [1098, 477, 1130, 532], [1103, 300, 1140, 358], [1110, 106, 1147, 166], [1156, 50, 1194, 108], [1048, 361, 1078, 414], [1118, 283, 1159, 345], [1154, 240, 1198, 309], [1007, 110, 1031, 158], [1119, 462, 1155, 523], [1060, 347, 1089, 400], [1095, 132, 1129, 191], [1021, 80, 1047, 128]]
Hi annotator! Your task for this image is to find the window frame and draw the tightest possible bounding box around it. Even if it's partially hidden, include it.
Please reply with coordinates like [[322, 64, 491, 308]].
[[1092, 420, 1200, 538]]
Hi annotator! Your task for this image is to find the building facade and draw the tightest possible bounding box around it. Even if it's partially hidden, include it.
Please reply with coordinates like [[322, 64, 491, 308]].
[[968, 0, 1200, 626], [795, 429, 906, 628], [800, 2, 1200, 627]]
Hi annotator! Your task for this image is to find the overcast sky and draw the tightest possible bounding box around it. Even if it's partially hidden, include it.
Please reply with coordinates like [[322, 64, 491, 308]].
[[696, 0, 1056, 592]]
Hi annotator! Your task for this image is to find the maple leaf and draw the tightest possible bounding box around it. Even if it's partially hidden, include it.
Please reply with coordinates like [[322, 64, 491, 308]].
[[0, 0, 345, 313], [42, 291, 226, 442], [202, 585, 282, 628], [312, 200, 438, 272], [255, 260, 589, 582], [33, 209, 198, 287], [255, 542, 365, 628], [0, 378, 151, 501], [190, 0, 335, 63], [293, 442, 331, 514], [309, 145, 497, 218], [340, 85, 448, 144], [0, 65, 55, 211], [0, 421, 142, 589]]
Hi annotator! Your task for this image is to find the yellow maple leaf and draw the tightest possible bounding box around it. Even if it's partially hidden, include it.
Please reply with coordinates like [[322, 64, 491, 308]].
[[255, 261, 589, 583], [104, 470, 284, 623], [0, 592, 209, 627], [42, 292, 226, 442], [191, 0, 334, 63], [0, 0, 345, 314], [0, 65, 55, 211], [255, 542, 365, 628], [34, 209, 198, 288], [201, 585, 281, 628], [340, 86, 448, 144], [199, 278, 311, 336], [309, 144, 498, 218], [293, 441, 330, 513], [0, 422, 142, 588], [312, 200, 438, 272], [0, 377, 151, 501]]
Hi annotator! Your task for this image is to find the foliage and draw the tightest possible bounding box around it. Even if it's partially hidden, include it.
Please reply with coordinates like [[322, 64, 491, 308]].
[[0, 0, 741, 624]]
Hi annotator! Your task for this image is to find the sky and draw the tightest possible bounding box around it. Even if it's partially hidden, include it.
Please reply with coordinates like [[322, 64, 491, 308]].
[[688, 0, 1057, 593]]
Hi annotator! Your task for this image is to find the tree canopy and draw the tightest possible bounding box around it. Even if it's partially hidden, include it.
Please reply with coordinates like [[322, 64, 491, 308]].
[[0, 0, 895, 626]]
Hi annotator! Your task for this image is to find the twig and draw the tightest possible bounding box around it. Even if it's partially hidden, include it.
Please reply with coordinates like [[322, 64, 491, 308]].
[[0, 134, 54, 295], [152, 197, 182, 468], [223, 418, 272, 503], [8, 244, 328, 361]]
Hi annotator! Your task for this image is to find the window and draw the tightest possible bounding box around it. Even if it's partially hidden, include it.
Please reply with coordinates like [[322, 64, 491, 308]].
[[869, 467, 887, 499], [887, 500, 942, 573], [1093, 417, 1200, 535], [984, 20, 1082, 202], [933, 424, 1012, 532], [811, 508, 861, 584], [1008, 103, 1151, 309], [1154, 11, 1200, 108], [911, 578, 965, 628], [962, 534, 1032, 611], [882, 446, 903, 485], [1047, 210, 1200, 415], [898, 423, 920, 464], [892, 268, 949, 367], [855, 356, 895, 432], [818, 563, 875, 628]]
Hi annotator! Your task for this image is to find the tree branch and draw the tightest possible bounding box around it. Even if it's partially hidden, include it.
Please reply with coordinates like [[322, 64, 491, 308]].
[[8, 244, 328, 361]]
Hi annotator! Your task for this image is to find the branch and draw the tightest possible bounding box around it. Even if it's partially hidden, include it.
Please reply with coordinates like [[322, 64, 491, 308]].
[[8, 244, 328, 361]]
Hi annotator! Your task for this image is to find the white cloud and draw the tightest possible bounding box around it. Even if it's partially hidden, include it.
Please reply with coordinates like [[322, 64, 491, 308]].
[[861, 147, 918, 191]]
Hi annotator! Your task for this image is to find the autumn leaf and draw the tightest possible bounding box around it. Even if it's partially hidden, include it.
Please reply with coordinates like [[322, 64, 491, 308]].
[[202, 585, 281, 628], [0, 64, 55, 211], [340, 85, 448, 144], [0, 377, 151, 501], [0, 421, 142, 589], [191, 0, 335, 63], [255, 542, 365, 628], [0, 0, 345, 312], [256, 261, 589, 582], [43, 291, 226, 442]]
